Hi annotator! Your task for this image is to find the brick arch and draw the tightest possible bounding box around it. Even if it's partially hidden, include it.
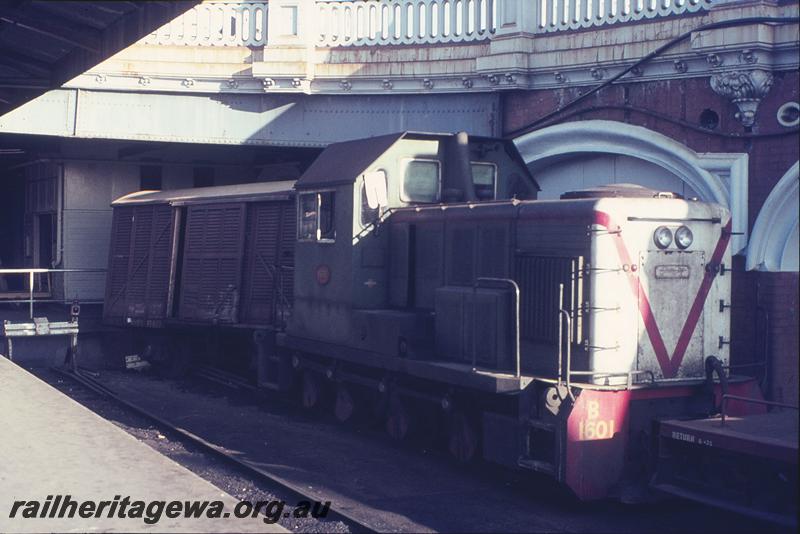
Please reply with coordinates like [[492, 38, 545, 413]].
[[513, 120, 749, 253], [747, 161, 799, 272]]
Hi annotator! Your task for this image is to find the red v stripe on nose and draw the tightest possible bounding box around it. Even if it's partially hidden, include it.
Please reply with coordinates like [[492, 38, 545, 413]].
[[593, 211, 731, 378]]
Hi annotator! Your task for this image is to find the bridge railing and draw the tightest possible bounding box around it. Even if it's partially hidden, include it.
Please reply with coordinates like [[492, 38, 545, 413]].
[[136, 0, 714, 49], [141, 1, 268, 47], [534, 0, 711, 33], [316, 0, 496, 47]]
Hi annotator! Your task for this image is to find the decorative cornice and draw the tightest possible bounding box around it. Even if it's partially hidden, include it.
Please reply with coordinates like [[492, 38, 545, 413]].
[[69, 38, 798, 97], [709, 69, 774, 127]]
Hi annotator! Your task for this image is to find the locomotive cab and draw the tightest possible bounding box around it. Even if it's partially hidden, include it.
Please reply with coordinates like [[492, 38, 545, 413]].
[[287, 131, 538, 352]]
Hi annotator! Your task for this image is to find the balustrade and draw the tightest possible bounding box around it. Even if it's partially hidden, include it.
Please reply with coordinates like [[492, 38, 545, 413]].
[[141, 1, 268, 47], [136, 0, 716, 49], [316, 0, 496, 47], [535, 0, 711, 32]]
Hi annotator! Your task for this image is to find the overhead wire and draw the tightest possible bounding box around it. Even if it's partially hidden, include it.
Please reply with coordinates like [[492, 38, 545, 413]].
[[505, 16, 800, 139]]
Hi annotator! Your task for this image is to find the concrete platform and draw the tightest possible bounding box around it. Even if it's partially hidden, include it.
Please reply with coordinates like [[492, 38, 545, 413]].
[[0, 356, 286, 533]]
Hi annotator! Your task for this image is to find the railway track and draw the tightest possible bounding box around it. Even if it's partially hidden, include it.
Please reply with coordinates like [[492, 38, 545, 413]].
[[48, 364, 778, 534], [53, 366, 377, 533]]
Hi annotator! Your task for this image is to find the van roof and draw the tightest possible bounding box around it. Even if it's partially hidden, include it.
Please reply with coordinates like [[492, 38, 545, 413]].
[[111, 180, 296, 206]]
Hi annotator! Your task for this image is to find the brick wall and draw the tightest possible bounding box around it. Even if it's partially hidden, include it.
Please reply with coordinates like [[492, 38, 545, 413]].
[[758, 272, 799, 404], [503, 71, 800, 399]]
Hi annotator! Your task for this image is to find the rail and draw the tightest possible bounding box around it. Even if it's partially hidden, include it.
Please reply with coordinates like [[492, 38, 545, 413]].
[[472, 277, 521, 378], [720, 394, 799, 426], [0, 268, 106, 319], [55, 368, 377, 532]]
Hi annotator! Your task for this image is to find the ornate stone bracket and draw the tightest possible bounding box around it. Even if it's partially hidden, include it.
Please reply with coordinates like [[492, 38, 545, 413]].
[[710, 69, 774, 128]]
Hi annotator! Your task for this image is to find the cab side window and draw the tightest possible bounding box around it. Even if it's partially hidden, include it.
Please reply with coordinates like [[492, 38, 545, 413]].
[[361, 170, 388, 226], [298, 191, 335, 242], [361, 182, 379, 226], [401, 159, 440, 203]]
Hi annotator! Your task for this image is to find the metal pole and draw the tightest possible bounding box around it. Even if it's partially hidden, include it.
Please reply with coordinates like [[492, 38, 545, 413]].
[[70, 333, 79, 372], [558, 283, 564, 387], [29, 270, 34, 319], [471, 280, 478, 372], [564, 312, 574, 401], [513, 281, 520, 378]]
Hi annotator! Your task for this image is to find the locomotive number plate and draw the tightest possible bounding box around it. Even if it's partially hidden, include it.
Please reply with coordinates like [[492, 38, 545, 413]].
[[578, 400, 616, 441], [654, 265, 690, 279]]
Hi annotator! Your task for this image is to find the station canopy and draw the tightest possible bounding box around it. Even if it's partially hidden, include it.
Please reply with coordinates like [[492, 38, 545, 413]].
[[0, 1, 199, 117]]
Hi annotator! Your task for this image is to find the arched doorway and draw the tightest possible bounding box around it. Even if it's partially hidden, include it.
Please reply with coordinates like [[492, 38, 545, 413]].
[[513, 120, 749, 253], [528, 152, 701, 200], [747, 161, 799, 272]]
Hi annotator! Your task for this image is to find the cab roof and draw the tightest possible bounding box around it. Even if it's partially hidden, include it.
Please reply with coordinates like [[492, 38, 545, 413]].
[[295, 131, 537, 190]]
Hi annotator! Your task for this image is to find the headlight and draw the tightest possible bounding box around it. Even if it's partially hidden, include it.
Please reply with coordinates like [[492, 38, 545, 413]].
[[653, 226, 673, 249], [675, 226, 693, 249]]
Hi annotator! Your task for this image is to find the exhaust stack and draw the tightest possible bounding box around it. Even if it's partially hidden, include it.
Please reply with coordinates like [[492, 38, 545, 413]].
[[443, 131, 476, 202]]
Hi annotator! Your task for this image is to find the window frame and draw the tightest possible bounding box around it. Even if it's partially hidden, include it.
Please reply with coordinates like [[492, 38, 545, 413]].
[[360, 169, 387, 228], [470, 161, 498, 200], [399, 157, 442, 204], [297, 189, 336, 243]]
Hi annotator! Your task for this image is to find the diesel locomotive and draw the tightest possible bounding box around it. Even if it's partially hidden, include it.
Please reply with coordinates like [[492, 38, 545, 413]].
[[103, 132, 785, 513]]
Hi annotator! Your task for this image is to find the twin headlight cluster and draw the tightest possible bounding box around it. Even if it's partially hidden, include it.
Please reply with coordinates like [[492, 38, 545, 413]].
[[653, 225, 693, 250]]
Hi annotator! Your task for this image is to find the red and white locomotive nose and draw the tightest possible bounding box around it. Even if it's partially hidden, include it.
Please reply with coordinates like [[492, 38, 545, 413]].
[[590, 194, 731, 382]]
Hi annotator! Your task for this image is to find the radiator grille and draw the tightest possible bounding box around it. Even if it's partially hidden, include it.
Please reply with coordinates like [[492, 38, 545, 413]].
[[515, 255, 584, 344]]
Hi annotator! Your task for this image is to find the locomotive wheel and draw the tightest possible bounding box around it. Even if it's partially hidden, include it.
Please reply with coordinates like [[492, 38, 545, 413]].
[[301, 371, 320, 410], [448, 411, 478, 463], [385, 394, 410, 441], [334, 383, 355, 423]]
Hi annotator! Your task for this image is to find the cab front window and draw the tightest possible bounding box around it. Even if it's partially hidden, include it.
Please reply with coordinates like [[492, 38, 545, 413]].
[[471, 162, 497, 200], [401, 159, 440, 203]]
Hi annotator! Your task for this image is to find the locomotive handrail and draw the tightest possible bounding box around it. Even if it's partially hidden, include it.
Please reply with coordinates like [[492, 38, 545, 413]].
[[720, 394, 799, 426], [352, 207, 396, 242], [568, 369, 656, 388], [0, 268, 106, 319], [557, 283, 577, 400], [474, 277, 521, 378], [558, 309, 574, 400], [582, 267, 622, 274]]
